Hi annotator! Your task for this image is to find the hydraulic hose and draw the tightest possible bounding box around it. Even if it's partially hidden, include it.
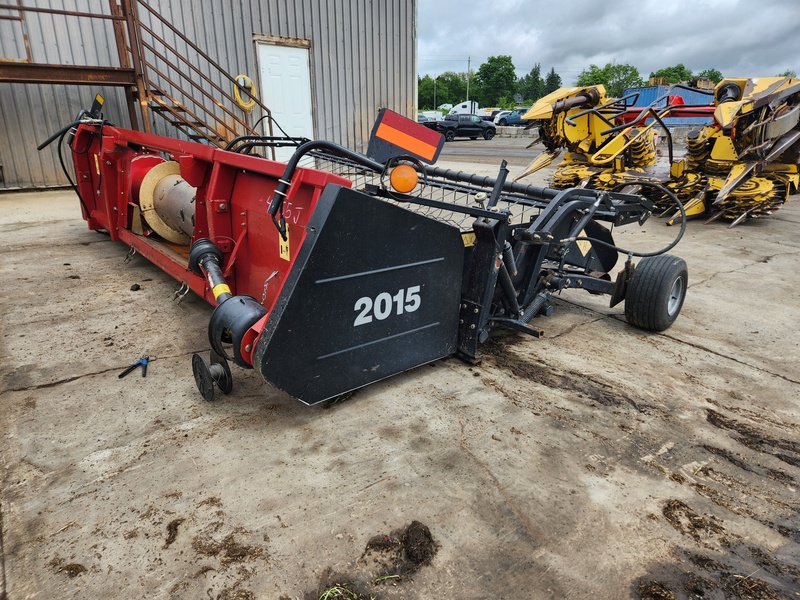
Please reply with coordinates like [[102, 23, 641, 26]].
[[38, 119, 93, 221], [572, 182, 687, 258], [37, 119, 81, 151], [268, 140, 385, 238]]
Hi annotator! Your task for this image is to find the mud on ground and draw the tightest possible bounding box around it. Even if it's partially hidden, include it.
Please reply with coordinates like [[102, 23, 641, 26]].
[[1, 178, 799, 599]]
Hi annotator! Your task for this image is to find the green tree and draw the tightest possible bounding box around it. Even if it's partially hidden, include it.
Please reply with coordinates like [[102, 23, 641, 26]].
[[696, 68, 723, 83], [544, 67, 562, 95], [607, 63, 644, 97], [575, 64, 609, 87], [418, 71, 469, 109], [649, 63, 693, 83], [473, 55, 517, 106], [418, 75, 435, 109], [436, 70, 467, 106], [777, 69, 797, 78], [576, 62, 643, 97], [519, 63, 544, 103]]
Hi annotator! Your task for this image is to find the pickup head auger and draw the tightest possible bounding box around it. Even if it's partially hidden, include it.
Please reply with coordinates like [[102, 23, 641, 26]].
[[49, 103, 688, 404]]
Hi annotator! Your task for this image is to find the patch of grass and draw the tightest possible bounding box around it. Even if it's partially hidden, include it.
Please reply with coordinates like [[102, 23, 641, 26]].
[[319, 582, 375, 600], [318, 583, 374, 600]]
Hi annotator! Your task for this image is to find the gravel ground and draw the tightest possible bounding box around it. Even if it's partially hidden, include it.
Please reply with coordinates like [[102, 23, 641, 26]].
[[1, 144, 799, 599]]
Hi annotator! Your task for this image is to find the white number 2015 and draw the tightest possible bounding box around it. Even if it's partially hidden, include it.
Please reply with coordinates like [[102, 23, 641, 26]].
[[353, 285, 421, 326]]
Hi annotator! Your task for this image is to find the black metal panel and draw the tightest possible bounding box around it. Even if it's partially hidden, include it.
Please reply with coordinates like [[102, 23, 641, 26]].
[[457, 217, 505, 362], [253, 185, 464, 404], [552, 218, 618, 274]]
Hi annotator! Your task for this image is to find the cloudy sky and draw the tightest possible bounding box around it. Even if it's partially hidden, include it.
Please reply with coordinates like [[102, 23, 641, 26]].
[[417, 0, 799, 83]]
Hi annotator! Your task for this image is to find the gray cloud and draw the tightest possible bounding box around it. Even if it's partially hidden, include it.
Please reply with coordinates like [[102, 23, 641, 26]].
[[418, 0, 799, 82]]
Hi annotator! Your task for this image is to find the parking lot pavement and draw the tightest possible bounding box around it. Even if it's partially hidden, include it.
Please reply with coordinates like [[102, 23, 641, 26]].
[[2, 176, 799, 598]]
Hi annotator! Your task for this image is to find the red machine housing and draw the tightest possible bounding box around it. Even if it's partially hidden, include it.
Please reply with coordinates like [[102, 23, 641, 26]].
[[70, 122, 467, 405], [71, 124, 351, 369]]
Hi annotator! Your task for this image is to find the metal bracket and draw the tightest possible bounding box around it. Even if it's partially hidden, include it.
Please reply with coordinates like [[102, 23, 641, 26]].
[[123, 246, 137, 264], [173, 282, 190, 304]]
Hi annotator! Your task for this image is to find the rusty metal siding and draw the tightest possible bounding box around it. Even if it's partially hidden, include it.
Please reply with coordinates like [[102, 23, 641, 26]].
[[0, 0, 132, 189], [0, 82, 130, 188], [174, 0, 416, 151], [1, 0, 417, 189]]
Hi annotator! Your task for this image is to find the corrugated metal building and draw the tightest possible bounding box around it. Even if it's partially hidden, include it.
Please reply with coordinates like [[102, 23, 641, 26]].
[[0, 0, 417, 189], [622, 84, 715, 126]]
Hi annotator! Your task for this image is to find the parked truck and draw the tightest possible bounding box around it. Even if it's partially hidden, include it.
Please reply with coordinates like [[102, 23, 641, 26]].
[[449, 100, 480, 114], [428, 113, 496, 141], [449, 100, 499, 121]]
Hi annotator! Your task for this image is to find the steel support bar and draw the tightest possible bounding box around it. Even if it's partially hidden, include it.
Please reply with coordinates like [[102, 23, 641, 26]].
[[0, 62, 135, 85], [0, 4, 124, 20]]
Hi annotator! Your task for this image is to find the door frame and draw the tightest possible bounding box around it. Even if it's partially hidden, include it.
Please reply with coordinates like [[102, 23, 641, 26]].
[[253, 34, 316, 143]]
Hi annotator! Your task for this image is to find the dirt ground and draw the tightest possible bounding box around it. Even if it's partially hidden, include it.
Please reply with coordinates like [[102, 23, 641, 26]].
[[1, 140, 799, 599]]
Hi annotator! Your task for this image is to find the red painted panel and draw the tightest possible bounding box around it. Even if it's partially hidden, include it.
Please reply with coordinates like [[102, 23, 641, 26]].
[[70, 123, 353, 319]]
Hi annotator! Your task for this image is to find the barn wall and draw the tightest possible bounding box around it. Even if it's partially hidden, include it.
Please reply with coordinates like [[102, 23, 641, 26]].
[[0, 0, 417, 189]]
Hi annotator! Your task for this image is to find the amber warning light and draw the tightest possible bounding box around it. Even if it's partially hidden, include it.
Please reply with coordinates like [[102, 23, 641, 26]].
[[389, 163, 419, 193], [366, 108, 445, 165]]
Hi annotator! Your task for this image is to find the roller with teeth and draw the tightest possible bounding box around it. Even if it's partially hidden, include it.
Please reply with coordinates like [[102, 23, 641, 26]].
[[517, 77, 800, 228]]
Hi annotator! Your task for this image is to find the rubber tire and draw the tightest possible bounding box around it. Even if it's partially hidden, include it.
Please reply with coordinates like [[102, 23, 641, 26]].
[[498, 119, 507, 126], [483, 129, 495, 140], [624, 254, 687, 331], [445, 130, 455, 142]]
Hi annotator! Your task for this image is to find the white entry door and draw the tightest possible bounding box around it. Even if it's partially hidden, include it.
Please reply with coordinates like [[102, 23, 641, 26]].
[[257, 42, 314, 162]]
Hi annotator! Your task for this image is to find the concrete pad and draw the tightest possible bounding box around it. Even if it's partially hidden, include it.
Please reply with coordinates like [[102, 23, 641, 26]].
[[2, 171, 800, 599]]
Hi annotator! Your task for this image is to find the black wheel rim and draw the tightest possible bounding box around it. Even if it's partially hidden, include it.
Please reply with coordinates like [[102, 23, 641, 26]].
[[192, 353, 216, 401]]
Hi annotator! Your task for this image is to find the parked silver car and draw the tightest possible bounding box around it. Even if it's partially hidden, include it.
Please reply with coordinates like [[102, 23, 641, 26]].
[[493, 110, 511, 125]]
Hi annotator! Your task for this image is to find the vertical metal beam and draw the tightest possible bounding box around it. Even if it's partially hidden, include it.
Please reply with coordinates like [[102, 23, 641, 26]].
[[108, 0, 139, 130], [121, 0, 151, 133], [14, 0, 33, 62]]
